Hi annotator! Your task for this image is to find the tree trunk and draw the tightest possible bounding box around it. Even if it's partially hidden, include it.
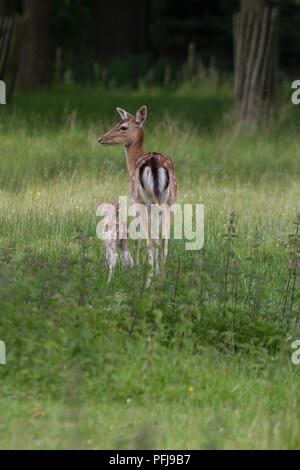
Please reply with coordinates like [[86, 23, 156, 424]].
[[233, 0, 280, 127], [0, 0, 14, 17], [93, 0, 149, 59], [17, 0, 51, 89]]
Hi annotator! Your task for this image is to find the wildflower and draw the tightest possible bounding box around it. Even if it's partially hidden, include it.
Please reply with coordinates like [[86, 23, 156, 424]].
[[281, 213, 286, 216], [188, 386, 194, 392], [76, 206, 80, 209], [37, 192, 41, 196]]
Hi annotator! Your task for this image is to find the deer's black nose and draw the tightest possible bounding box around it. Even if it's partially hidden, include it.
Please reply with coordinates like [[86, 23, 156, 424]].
[[98, 138, 103, 144]]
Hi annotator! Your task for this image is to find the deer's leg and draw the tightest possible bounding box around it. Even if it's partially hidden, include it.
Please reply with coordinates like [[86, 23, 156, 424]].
[[135, 207, 155, 286], [162, 239, 168, 265], [135, 236, 141, 266], [154, 244, 160, 274], [146, 238, 154, 266], [146, 237, 154, 288], [127, 250, 134, 267], [120, 240, 134, 268], [161, 208, 172, 264], [151, 206, 161, 274], [132, 209, 141, 266], [147, 215, 163, 284], [140, 211, 154, 287], [106, 245, 117, 283]]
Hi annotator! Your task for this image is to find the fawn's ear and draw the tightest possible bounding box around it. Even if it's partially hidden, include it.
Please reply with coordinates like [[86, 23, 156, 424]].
[[136, 105, 147, 126], [95, 199, 106, 216], [117, 107, 133, 121]]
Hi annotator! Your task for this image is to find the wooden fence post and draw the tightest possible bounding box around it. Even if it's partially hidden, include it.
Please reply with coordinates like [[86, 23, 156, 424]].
[[233, 0, 280, 128]]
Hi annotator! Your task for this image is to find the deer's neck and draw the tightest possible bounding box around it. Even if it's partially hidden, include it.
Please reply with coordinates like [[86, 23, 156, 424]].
[[125, 129, 144, 176]]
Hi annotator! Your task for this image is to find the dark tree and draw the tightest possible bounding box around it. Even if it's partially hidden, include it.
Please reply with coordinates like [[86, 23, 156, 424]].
[[0, 0, 14, 17], [17, 0, 51, 89], [233, 0, 280, 127], [93, 0, 149, 59]]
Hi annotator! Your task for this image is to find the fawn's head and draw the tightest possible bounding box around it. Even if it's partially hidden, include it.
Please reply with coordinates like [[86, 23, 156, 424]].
[[95, 200, 125, 241], [98, 106, 147, 147], [95, 200, 120, 221]]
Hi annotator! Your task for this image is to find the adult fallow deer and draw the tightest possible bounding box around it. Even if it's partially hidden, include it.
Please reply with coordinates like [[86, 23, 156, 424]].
[[98, 106, 177, 283]]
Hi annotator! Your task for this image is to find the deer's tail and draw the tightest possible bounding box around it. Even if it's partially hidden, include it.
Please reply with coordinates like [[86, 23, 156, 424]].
[[139, 154, 169, 205]]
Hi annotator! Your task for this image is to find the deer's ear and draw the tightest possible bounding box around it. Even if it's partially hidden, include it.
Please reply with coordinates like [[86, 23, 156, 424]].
[[117, 107, 133, 121], [95, 199, 105, 216], [136, 105, 147, 126]]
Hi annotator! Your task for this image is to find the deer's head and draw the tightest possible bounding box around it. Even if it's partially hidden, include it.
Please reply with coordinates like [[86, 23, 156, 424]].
[[98, 106, 147, 146], [95, 199, 120, 220]]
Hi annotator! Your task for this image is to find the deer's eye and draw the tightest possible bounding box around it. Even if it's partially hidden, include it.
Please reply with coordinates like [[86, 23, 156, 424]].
[[120, 126, 128, 131]]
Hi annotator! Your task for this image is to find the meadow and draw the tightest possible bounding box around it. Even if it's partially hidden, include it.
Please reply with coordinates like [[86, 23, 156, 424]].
[[0, 80, 300, 449]]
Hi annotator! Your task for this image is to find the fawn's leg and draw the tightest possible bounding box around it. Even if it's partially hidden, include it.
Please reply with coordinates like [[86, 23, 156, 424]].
[[106, 245, 117, 283], [120, 240, 134, 268], [120, 250, 134, 267]]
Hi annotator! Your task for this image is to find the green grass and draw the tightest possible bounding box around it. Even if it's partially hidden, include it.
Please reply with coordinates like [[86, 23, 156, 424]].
[[1, 349, 299, 450], [0, 83, 300, 449]]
